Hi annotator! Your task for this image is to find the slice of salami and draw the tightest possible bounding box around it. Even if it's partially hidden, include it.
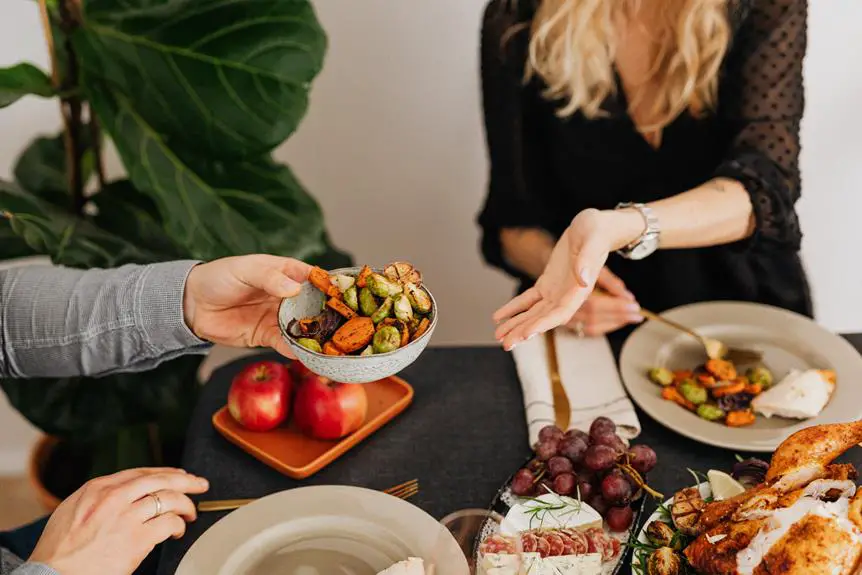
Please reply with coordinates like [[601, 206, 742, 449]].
[[557, 533, 577, 556], [535, 535, 551, 558], [480, 534, 515, 555], [544, 532, 565, 557], [557, 529, 589, 555], [608, 537, 621, 559], [521, 532, 539, 554]]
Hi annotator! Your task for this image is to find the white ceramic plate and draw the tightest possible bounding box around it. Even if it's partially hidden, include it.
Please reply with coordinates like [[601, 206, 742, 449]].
[[176, 486, 469, 575], [620, 301, 862, 452]]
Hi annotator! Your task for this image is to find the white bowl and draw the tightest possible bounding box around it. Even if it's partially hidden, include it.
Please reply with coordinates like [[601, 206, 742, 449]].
[[278, 267, 437, 384]]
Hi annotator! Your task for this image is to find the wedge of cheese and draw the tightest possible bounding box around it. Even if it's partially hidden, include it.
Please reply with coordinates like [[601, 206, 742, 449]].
[[376, 557, 425, 575], [752, 369, 835, 419], [479, 553, 601, 575]]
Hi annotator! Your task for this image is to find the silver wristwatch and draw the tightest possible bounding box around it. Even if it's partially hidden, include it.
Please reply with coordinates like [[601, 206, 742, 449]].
[[615, 202, 660, 260]]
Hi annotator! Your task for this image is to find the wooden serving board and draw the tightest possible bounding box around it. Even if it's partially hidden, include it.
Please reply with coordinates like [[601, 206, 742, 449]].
[[212, 375, 414, 479]]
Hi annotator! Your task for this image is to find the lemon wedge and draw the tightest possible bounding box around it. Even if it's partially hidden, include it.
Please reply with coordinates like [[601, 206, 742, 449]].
[[708, 469, 746, 501]]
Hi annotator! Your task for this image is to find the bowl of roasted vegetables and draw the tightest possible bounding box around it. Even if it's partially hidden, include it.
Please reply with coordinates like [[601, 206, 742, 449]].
[[278, 262, 437, 384]]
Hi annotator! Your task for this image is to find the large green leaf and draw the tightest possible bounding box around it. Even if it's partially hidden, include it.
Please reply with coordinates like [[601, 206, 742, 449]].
[[0, 219, 37, 260], [0, 355, 201, 442], [72, 0, 326, 159], [0, 63, 54, 108], [13, 129, 96, 210], [92, 180, 184, 258], [0, 180, 168, 267], [86, 83, 328, 261]]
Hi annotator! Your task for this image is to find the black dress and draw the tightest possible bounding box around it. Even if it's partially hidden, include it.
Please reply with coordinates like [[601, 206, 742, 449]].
[[477, 0, 813, 319]]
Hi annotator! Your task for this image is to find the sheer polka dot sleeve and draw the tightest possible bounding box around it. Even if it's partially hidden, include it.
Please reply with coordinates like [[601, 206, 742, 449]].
[[714, 0, 807, 252]]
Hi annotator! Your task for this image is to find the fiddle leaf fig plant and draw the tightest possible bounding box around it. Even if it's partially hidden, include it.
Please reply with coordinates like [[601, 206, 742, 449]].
[[0, 0, 349, 490]]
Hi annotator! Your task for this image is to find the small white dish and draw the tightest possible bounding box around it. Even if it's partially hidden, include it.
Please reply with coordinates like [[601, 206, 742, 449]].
[[278, 267, 437, 384]]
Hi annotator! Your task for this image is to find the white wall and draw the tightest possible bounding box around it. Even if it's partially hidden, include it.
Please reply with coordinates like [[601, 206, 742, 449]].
[[2, 0, 861, 342]]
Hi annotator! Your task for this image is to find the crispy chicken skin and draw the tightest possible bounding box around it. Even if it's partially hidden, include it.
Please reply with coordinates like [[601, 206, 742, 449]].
[[685, 520, 765, 574], [683, 421, 862, 575], [765, 421, 862, 489], [754, 514, 862, 575]]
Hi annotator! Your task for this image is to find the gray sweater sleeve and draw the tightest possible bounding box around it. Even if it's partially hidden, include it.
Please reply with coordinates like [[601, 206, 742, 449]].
[[2, 545, 58, 575], [0, 260, 212, 378]]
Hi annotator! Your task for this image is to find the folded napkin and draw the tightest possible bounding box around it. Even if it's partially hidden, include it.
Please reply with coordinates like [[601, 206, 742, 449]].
[[512, 328, 641, 446]]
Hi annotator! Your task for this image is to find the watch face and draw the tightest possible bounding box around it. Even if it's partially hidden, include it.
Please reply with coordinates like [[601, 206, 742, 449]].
[[629, 235, 659, 260]]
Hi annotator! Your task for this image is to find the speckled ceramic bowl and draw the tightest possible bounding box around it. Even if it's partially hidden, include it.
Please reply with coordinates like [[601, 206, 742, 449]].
[[278, 267, 437, 384]]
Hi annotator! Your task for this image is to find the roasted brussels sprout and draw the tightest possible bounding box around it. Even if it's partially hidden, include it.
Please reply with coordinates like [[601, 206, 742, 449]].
[[371, 297, 394, 324], [384, 261, 421, 285], [645, 521, 677, 548], [648, 367, 674, 387], [680, 380, 707, 405], [367, 273, 402, 298], [330, 274, 355, 293], [746, 366, 774, 389], [393, 294, 414, 323], [359, 287, 379, 316], [373, 325, 401, 354], [405, 282, 432, 314], [360, 345, 374, 357], [296, 338, 322, 353], [344, 286, 359, 312], [696, 403, 725, 421], [647, 547, 682, 575]]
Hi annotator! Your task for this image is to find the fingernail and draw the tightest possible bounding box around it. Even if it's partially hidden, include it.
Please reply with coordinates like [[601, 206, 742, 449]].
[[629, 314, 644, 323], [578, 267, 592, 286], [626, 302, 641, 313], [526, 332, 537, 341], [624, 290, 636, 301], [197, 477, 209, 488], [283, 279, 300, 295]]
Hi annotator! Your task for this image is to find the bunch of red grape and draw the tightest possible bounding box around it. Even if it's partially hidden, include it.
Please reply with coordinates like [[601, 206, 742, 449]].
[[509, 417, 657, 533]]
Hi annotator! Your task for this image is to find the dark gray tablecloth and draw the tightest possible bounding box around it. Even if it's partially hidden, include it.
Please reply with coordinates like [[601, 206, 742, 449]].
[[157, 335, 862, 575]]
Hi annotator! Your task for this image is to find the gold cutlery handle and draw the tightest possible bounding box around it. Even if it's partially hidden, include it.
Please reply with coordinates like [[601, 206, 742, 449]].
[[545, 331, 570, 431], [197, 498, 254, 512], [640, 308, 703, 343]]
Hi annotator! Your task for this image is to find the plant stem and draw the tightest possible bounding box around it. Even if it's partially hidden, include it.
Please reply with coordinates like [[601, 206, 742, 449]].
[[38, 0, 86, 214], [57, 0, 85, 214], [89, 115, 106, 189]]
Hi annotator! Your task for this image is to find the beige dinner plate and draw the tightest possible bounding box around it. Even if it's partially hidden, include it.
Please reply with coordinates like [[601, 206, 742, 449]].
[[620, 301, 862, 452], [176, 485, 469, 575]]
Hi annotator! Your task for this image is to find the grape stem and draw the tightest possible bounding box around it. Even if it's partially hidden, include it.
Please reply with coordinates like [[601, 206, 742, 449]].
[[531, 468, 547, 486], [618, 463, 663, 500]]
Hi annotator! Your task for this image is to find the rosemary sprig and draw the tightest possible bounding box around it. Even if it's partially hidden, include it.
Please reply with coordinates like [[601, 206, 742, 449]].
[[521, 490, 583, 530]]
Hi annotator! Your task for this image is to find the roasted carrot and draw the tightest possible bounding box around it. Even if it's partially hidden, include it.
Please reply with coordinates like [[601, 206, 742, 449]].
[[697, 374, 717, 387], [327, 297, 357, 319], [744, 383, 763, 395], [819, 369, 837, 385], [309, 266, 340, 298], [331, 317, 375, 353], [710, 381, 747, 398], [411, 317, 430, 341], [356, 265, 373, 288], [673, 370, 693, 384], [661, 386, 696, 411], [399, 322, 410, 348], [726, 410, 756, 427], [323, 342, 344, 356], [705, 359, 737, 381]]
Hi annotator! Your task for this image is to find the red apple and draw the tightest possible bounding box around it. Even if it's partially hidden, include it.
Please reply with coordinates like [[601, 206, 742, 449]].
[[293, 374, 368, 440], [228, 361, 293, 432], [289, 360, 315, 382]]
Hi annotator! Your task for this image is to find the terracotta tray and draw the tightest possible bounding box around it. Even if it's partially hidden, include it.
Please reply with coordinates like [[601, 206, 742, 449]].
[[212, 375, 414, 479]]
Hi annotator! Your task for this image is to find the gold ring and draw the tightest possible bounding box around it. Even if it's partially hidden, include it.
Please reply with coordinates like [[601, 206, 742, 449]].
[[149, 492, 162, 519]]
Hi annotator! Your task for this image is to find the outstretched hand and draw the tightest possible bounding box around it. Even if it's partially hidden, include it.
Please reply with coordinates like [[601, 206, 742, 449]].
[[493, 209, 640, 350], [183, 254, 312, 358]]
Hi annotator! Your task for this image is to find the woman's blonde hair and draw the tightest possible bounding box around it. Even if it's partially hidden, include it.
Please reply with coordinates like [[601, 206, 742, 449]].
[[525, 0, 731, 134]]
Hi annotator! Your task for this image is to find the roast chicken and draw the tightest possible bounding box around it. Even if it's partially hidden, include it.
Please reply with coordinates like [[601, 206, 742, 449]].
[[680, 420, 862, 575]]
